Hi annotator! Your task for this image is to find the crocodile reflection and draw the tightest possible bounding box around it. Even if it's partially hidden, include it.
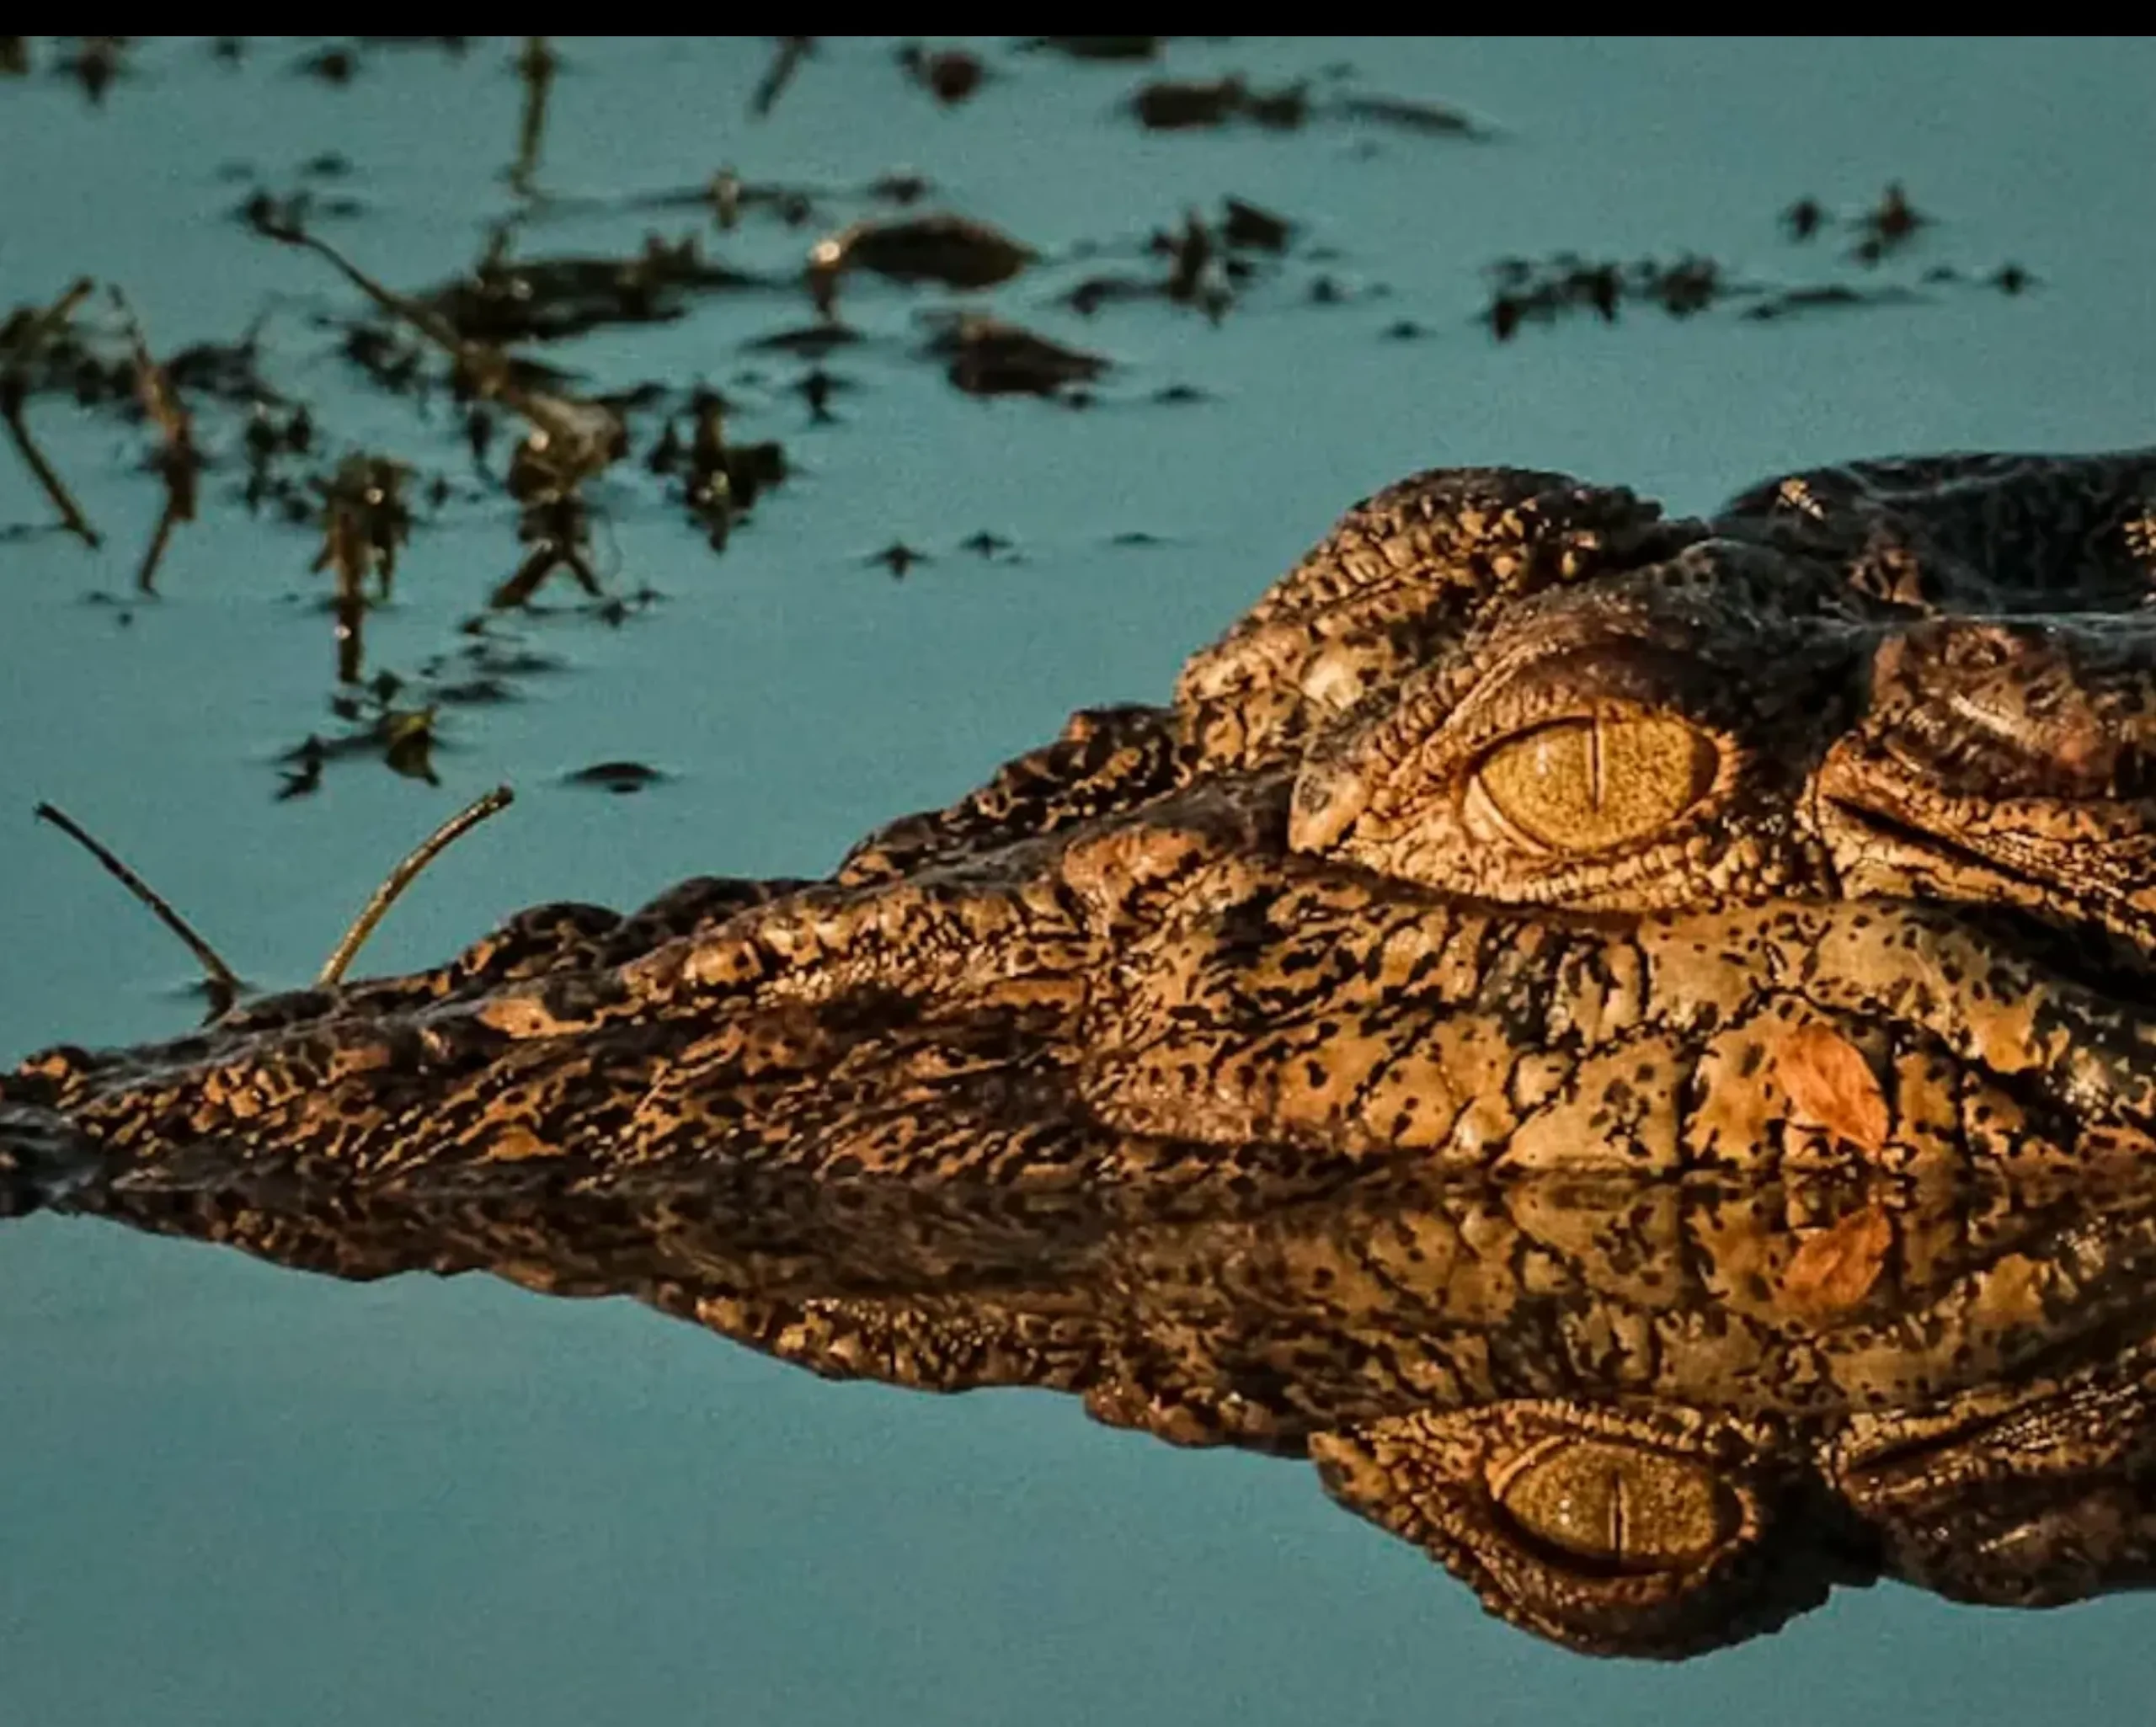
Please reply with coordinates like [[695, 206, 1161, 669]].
[[60, 1161, 2156, 1655], [14, 449, 2156, 1655]]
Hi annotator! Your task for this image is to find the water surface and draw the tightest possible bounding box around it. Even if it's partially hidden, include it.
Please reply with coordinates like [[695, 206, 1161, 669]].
[[3, 35, 2153, 1725]]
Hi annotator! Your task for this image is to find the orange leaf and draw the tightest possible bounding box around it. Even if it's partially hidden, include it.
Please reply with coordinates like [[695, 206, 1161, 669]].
[[1778, 1021, 1890, 1156], [1781, 1204, 1892, 1318]]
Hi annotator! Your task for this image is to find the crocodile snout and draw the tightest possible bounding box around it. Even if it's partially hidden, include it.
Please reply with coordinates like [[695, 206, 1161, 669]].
[[0, 1102, 98, 1216]]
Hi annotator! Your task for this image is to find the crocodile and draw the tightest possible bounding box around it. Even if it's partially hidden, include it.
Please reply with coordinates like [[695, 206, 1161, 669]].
[[11, 450, 2156, 1655]]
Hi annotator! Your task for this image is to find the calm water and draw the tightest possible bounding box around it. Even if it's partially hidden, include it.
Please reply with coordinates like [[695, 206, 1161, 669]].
[[3, 35, 2153, 1725]]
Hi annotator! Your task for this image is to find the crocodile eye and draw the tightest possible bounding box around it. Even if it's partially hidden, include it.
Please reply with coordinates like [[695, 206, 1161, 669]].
[[1489, 1437, 1734, 1571], [1470, 716, 1716, 854]]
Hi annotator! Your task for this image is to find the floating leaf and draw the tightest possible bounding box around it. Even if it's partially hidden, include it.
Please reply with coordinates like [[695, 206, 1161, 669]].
[[1024, 37, 1161, 60], [808, 215, 1035, 296], [1221, 197, 1294, 253], [563, 761, 665, 794], [897, 43, 985, 104], [1129, 75, 1307, 131], [922, 314, 1107, 399], [868, 542, 928, 578], [380, 706, 439, 784], [1778, 1021, 1890, 1156], [1335, 93, 1486, 138], [1781, 1204, 1893, 1318]]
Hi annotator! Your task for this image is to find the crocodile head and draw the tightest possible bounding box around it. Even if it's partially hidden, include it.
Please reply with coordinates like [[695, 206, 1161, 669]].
[[14, 450, 2156, 1655]]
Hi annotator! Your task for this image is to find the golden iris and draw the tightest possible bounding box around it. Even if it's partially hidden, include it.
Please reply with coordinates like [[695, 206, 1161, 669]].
[[1473, 716, 1717, 853], [1492, 1438, 1731, 1569]]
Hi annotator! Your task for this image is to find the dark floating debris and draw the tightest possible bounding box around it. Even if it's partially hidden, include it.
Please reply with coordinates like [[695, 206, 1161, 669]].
[[745, 322, 862, 358], [0, 279, 104, 548], [418, 232, 766, 345], [278, 691, 442, 797], [646, 391, 787, 549], [808, 213, 1037, 313], [109, 289, 203, 595], [868, 171, 933, 206], [1129, 75, 1308, 131], [1065, 198, 1300, 322], [53, 36, 128, 104], [510, 35, 558, 196], [898, 42, 986, 105], [563, 760, 665, 794], [1742, 283, 1925, 322], [1022, 36, 1162, 61], [1852, 181, 1928, 264], [376, 704, 439, 784], [275, 738, 325, 799], [1221, 196, 1294, 253], [921, 313, 1107, 400], [1915, 261, 2036, 299], [574, 167, 820, 232], [1334, 92, 1488, 138], [0, 36, 29, 75], [1160, 211, 1229, 320], [1128, 76, 1488, 139], [264, 222, 632, 619], [491, 483, 604, 610], [294, 43, 360, 85], [868, 542, 929, 578], [793, 366, 846, 422], [1782, 196, 1827, 242], [1484, 195, 2012, 341], [357, 36, 472, 56], [1480, 254, 1734, 338], [234, 186, 367, 232], [959, 530, 1017, 560], [1481, 255, 1711, 337], [1061, 276, 1151, 317], [1778, 184, 1933, 265], [312, 454, 414, 684], [862, 532, 1022, 571], [414, 631, 561, 706], [750, 35, 813, 119]]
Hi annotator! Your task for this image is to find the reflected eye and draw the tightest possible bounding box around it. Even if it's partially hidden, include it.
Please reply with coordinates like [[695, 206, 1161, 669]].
[[1470, 716, 1717, 854], [1489, 1437, 1734, 1571]]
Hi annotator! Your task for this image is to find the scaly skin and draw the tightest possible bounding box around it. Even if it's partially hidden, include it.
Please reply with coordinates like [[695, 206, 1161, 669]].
[[11, 450, 2156, 1655]]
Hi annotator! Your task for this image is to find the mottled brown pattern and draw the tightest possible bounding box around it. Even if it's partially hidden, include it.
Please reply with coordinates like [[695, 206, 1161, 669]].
[[12, 450, 2156, 1655]]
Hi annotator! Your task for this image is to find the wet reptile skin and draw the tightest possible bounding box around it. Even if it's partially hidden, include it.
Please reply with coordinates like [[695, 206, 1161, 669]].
[[13, 450, 2156, 1655]]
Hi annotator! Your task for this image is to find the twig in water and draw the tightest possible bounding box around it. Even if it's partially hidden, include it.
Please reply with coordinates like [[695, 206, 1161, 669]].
[[109, 287, 201, 594], [510, 37, 556, 195], [35, 802, 242, 1013], [0, 279, 102, 547], [262, 222, 623, 485], [317, 785, 515, 985], [751, 36, 811, 117]]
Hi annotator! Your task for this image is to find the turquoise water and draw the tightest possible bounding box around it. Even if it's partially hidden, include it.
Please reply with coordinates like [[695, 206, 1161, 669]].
[[3, 35, 2154, 1724]]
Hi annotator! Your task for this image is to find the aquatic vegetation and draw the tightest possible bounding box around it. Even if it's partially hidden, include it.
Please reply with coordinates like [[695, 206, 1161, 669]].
[[0, 39, 2047, 804]]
